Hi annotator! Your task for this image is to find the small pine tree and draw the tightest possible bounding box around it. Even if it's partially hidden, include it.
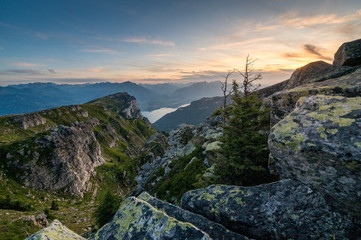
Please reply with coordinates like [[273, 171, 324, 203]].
[[215, 54, 279, 186], [216, 81, 274, 185], [94, 190, 120, 228]]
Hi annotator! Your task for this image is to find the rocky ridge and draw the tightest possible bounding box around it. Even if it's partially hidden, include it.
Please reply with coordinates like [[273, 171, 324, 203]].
[[0, 92, 154, 197]]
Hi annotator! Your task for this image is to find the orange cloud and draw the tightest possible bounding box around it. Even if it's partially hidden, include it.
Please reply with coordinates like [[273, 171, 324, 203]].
[[9, 62, 40, 67]]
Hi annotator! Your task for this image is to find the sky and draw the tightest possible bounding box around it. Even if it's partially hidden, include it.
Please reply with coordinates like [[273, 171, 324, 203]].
[[0, 0, 361, 87]]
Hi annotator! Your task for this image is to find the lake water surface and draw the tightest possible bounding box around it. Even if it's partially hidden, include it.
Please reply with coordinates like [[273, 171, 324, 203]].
[[142, 104, 190, 123]]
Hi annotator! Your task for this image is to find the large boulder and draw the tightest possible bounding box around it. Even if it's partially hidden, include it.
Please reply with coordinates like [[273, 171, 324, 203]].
[[334, 38, 361, 66], [94, 196, 211, 240], [284, 61, 335, 89], [138, 192, 248, 240], [181, 180, 360, 240], [269, 95, 361, 216], [26, 219, 85, 240]]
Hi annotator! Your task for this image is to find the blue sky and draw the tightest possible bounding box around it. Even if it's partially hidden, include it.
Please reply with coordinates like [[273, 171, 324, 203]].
[[0, 0, 361, 86]]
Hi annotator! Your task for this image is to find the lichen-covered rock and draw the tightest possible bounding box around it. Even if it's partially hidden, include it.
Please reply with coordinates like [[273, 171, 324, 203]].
[[21, 121, 105, 197], [334, 38, 361, 66], [202, 141, 221, 153], [181, 180, 360, 240], [138, 192, 248, 240], [26, 219, 85, 240], [94, 196, 211, 240], [269, 95, 361, 216]]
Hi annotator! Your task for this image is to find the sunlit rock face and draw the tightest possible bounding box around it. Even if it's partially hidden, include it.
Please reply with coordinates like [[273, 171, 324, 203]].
[[269, 95, 361, 216], [334, 38, 361, 67]]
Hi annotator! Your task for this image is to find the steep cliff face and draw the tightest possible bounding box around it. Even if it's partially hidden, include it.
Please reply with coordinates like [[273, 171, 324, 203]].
[[20, 121, 105, 197], [0, 92, 154, 197]]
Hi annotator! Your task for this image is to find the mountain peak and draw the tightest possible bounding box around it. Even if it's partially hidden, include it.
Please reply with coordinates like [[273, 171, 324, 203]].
[[88, 92, 143, 119]]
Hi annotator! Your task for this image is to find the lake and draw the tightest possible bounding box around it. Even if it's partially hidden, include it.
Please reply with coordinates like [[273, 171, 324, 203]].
[[142, 104, 190, 123]]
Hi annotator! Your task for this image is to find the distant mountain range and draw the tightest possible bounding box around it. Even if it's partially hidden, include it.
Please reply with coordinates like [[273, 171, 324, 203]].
[[0, 81, 223, 116]]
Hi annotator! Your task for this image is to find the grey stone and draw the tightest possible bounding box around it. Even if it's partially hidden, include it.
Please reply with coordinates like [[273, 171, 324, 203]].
[[26, 219, 85, 240], [138, 192, 248, 240], [269, 95, 361, 216], [93, 196, 212, 240], [181, 180, 360, 240]]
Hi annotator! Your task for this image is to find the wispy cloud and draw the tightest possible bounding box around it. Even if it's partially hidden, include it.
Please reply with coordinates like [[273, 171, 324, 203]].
[[279, 9, 361, 28], [81, 48, 119, 54], [1, 69, 42, 75], [48, 69, 56, 74], [146, 53, 174, 57], [9, 62, 40, 67], [86, 66, 105, 73], [0, 21, 21, 30], [34, 33, 49, 40], [123, 37, 175, 47]]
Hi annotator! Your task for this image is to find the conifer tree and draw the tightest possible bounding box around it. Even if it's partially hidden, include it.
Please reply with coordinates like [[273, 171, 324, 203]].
[[216, 57, 277, 185]]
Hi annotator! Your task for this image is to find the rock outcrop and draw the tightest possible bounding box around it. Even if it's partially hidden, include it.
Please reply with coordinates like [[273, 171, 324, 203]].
[[181, 180, 360, 240], [88, 92, 144, 120], [134, 124, 197, 195], [26, 219, 85, 240], [138, 192, 248, 240], [283, 61, 354, 90], [334, 38, 361, 66], [20, 121, 105, 197], [93, 195, 212, 240], [269, 95, 361, 216], [10, 113, 47, 130], [269, 65, 361, 126]]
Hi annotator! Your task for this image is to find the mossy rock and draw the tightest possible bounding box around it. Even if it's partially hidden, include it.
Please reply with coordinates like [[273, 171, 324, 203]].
[[26, 220, 85, 240], [181, 180, 360, 240], [93, 196, 211, 240], [269, 95, 361, 216]]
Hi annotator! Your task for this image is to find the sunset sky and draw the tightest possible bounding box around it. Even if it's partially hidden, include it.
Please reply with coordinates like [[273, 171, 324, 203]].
[[1, 0, 361, 86]]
